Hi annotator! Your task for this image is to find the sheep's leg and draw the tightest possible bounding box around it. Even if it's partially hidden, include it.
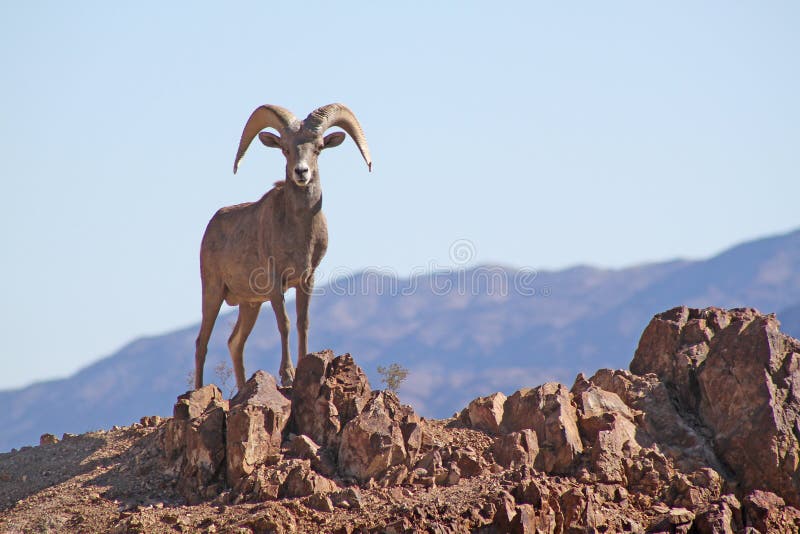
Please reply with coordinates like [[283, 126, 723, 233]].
[[195, 283, 224, 390], [295, 283, 312, 366], [271, 294, 294, 386], [228, 302, 261, 391]]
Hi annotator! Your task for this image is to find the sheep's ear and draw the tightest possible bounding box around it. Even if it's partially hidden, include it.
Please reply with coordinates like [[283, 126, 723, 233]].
[[322, 132, 346, 149], [258, 131, 282, 149]]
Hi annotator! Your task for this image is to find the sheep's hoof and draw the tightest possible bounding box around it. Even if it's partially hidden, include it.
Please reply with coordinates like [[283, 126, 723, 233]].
[[280, 366, 295, 387]]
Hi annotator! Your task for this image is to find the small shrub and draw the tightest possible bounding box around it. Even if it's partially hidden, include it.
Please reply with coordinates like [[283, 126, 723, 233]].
[[377, 363, 409, 393]]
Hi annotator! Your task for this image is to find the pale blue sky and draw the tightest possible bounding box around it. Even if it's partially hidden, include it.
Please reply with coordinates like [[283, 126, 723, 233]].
[[1, 2, 798, 389]]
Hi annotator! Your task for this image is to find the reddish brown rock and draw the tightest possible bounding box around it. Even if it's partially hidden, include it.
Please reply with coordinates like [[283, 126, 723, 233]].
[[226, 371, 291, 488], [337, 391, 410, 482], [560, 486, 605, 532], [291, 351, 372, 450], [163, 385, 227, 501], [39, 433, 58, 446], [281, 460, 338, 498], [491, 430, 539, 469], [648, 507, 695, 534], [450, 447, 485, 477], [693, 495, 742, 534], [633, 307, 800, 506], [501, 383, 583, 473], [285, 434, 336, 477], [572, 376, 635, 435], [586, 368, 723, 475], [467, 392, 506, 434], [490, 490, 518, 532], [630, 306, 739, 408], [171, 384, 226, 421], [572, 376, 642, 483], [742, 490, 800, 534]]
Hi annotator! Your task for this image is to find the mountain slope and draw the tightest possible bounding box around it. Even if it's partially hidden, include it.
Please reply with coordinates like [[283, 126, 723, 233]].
[[1, 228, 799, 451]]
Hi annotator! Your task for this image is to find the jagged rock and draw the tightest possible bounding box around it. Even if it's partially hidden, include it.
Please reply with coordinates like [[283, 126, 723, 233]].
[[742, 490, 800, 534], [304, 492, 334, 512], [631, 306, 737, 407], [282, 460, 338, 498], [171, 384, 226, 421], [467, 392, 506, 434], [693, 495, 742, 534], [139, 415, 162, 427], [490, 490, 518, 532], [39, 433, 58, 446], [226, 371, 291, 488], [285, 434, 337, 477], [291, 350, 372, 450], [330, 487, 363, 510], [378, 464, 409, 487], [491, 430, 538, 469], [624, 447, 675, 500], [648, 507, 695, 534], [243, 458, 337, 501], [163, 385, 227, 502], [249, 462, 291, 501], [501, 383, 583, 473], [671, 469, 723, 510], [572, 376, 642, 483], [443, 464, 461, 486], [585, 368, 723, 475], [338, 391, 412, 482], [590, 415, 639, 483], [572, 375, 635, 435], [415, 449, 442, 474], [450, 447, 484, 477], [632, 307, 800, 506]]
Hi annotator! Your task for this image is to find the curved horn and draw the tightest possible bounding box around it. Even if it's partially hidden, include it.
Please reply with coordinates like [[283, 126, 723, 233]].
[[303, 103, 372, 171], [233, 105, 299, 174]]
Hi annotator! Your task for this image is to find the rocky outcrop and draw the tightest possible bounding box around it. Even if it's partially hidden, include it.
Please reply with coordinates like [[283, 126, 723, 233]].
[[291, 350, 372, 450], [632, 306, 800, 507], [491, 429, 538, 469], [466, 392, 506, 434], [163, 351, 422, 499], [225, 371, 291, 488], [154, 308, 800, 531], [163, 385, 227, 502], [338, 390, 420, 483], [501, 382, 583, 473]]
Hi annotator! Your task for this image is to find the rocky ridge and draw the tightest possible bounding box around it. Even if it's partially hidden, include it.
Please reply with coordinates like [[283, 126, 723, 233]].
[[2, 306, 800, 532]]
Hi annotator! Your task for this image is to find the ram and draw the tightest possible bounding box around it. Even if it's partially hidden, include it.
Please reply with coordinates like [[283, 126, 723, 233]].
[[195, 103, 371, 390]]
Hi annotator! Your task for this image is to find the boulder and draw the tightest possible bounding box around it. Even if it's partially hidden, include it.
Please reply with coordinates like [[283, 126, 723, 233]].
[[163, 385, 227, 501], [491, 430, 539, 469], [586, 368, 723, 475], [572, 375, 641, 482], [693, 495, 741, 534], [501, 382, 583, 473], [632, 307, 800, 506], [285, 434, 337, 477], [450, 447, 485, 477], [226, 371, 292, 487], [337, 391, 412, 482], [742, 490, 800, 534], [291, 350, 372, 449], [467, 392, 506, 434], [282, 460, 338, 498]]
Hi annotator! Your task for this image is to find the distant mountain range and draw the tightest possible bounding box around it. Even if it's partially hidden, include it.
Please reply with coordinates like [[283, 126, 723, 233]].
[[2, 229, 799, 451]]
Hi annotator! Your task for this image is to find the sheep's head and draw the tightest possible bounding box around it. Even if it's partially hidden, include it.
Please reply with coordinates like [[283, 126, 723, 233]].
[[233, 104, 371, 188]]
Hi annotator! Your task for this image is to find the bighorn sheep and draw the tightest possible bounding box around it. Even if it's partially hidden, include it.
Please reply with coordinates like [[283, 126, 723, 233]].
[[195, 103, 371, 390]]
